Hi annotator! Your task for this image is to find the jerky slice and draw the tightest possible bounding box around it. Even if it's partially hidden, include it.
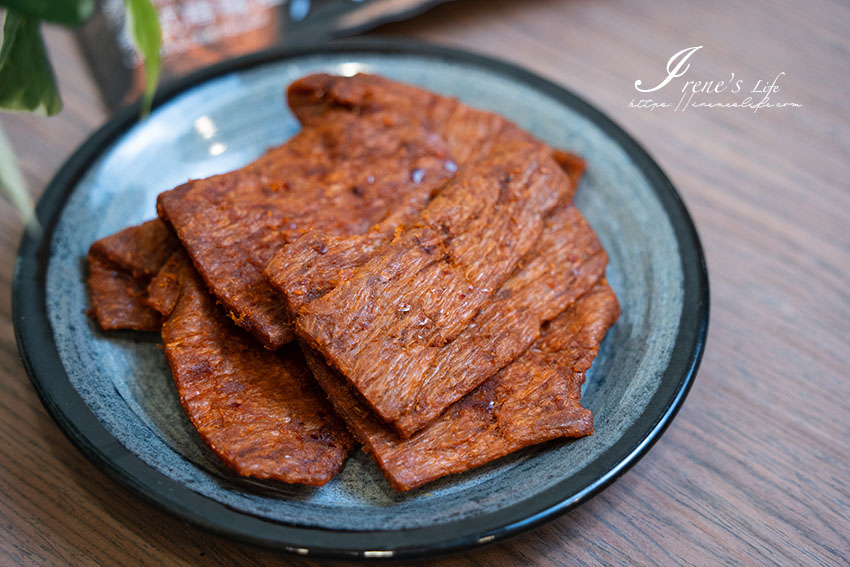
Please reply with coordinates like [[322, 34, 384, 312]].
[[290, 203, 606, 438], [150, 252, 354, 485], [264, 149, 583, 317], [157, 74, 475, 349], [88, 255, 161, 331], [304, 283, 620, 491], [551, 148, 587, 189], [90, 218, 178, 277], [264, 77, 554, 317], [88, 219, 179, 331], [391, 204, 608, 437], [296, 141, 573, 430]]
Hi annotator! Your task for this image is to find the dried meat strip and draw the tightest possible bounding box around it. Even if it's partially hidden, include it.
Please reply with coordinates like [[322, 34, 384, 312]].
[[287, 73, 531, 166], [264, 148, 583, 319], [391, 204, 608, 437], [88, 219, 179, 331], [88, 255, 162, 331], [269, 158, 590, 437], [265, 74, 552, 316], [291, 203, 606, 438], [296, 141, 573, 432], [157, 74, 481, 349], [90, 218, 178, 277], [149, 252, 354, 485], [304, 283, 620, 491]]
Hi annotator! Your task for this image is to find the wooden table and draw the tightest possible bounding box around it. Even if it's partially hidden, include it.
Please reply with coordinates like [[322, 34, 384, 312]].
[[2, 1, 848, 564]]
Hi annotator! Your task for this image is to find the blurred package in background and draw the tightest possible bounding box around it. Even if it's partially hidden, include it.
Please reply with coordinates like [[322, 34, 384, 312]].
[[76, 0, 451, 109]]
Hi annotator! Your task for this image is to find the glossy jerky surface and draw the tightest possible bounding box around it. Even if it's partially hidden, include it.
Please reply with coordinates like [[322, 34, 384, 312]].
[[264, 87, 556, 318], [265, 151, 584, 320], [87, 219, 178, 331], [82, 71, 619, 496], [151, 252, 354, 485], [89, 218, 179, 277], [305, 283, 620, 491], [87, 254, 162, 331], [296, 142, 573, 433], [391, 204, 608, 436], [157, 73, 486, 349]]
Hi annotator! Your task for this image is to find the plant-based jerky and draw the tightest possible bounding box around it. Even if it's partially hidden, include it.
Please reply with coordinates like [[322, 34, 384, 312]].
[[292, 203, 607, 439], [149, 251, 354, 485], [304, 283, 619, 491], [89, 218, 179, 277], [87, 219, 179, 331], [296, 141, 573, 433], [268, 155, 590, 437]]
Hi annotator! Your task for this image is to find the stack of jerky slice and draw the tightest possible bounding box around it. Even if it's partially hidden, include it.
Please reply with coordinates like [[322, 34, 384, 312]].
[[87, 73, 618, 490]]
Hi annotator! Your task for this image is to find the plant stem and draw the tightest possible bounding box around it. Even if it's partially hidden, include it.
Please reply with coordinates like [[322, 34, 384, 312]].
[[0, 120, 39, 232]]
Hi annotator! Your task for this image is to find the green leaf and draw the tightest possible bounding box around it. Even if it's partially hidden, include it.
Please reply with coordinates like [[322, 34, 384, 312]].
[[0, 11, 62, 116], [0, 0, 94, 26], [0, 121, 38, 230], [125, 0, 161, 117]]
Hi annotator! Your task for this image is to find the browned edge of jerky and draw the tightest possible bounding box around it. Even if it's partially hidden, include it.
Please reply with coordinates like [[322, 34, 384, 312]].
[[294, 141, 573, 430], [87, 219, 179, 331], [552, 149, 586, 189], [87, 252, 162, 331], [264, 146, 586, 323], [156, 251, 354, 486], [302, 283, 619, 491], [154, 75, 463, 350]]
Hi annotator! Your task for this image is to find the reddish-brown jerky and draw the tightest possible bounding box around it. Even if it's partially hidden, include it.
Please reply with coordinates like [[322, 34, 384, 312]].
[[292, 202, 606, 439], [157, 73, 487, 349], [145, 252, 183, 317], [390, 204, 608, 437], [551, 148, 587, 189], [296, 141, 573, 433], [149, 252, 354, 485], [264, 78, 558, 317], [303, 283, 619, 491], [87, 219, 179, 331], [264, 150, 584, 318], [88, 255, 161, 331]]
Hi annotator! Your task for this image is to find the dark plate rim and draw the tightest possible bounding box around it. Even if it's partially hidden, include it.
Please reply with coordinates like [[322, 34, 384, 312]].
[[12, 37, 709, 561]]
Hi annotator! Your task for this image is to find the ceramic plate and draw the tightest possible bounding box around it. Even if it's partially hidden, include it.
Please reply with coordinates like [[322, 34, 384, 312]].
[[13, 40, 708, 560]]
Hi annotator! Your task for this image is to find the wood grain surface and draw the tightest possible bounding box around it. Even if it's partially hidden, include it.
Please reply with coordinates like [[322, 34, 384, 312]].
[[1, 1, 848, 565]]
